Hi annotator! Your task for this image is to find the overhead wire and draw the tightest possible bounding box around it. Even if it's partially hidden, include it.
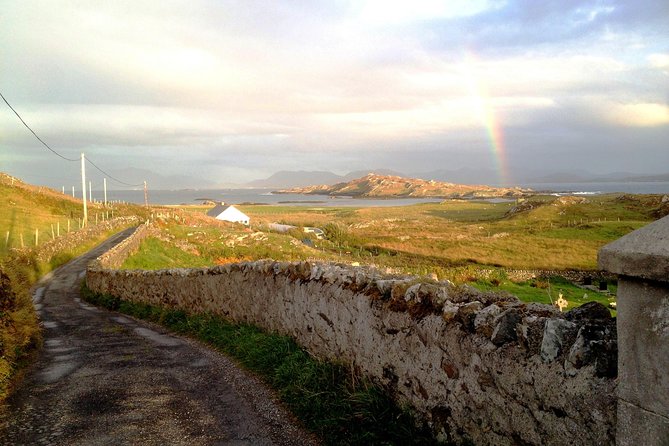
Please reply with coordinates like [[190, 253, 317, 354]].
[[0, 91, 78, 162], [85, 157, 143, 187], [1, 91, 144, 188]]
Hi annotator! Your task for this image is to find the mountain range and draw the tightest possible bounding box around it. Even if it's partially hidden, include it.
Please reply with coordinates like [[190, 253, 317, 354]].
[[247, 169, 669, 188]]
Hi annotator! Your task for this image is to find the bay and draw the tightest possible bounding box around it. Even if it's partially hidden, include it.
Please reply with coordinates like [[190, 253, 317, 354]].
[[98, 181, 669, 206]]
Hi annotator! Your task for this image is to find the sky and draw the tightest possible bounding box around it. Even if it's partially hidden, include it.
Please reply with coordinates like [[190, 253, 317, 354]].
[[1, 0, 668, 189]]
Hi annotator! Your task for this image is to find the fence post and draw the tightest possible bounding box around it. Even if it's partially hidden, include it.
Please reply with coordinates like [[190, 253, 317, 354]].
[[599, 214, 669, 445], [4, 231, 9, 247], [35, 228, 39, 246]]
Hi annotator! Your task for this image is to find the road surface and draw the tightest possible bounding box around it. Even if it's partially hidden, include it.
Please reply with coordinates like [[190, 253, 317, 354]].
[[0, 228, 317, 446]]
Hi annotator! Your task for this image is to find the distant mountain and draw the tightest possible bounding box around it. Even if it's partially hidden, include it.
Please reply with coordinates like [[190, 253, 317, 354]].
[[275, 173, 531, 198], [246, 171, 343, 188], [247, 169, 404, 188]]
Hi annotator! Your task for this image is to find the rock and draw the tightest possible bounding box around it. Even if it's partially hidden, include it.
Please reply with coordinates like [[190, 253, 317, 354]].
[[565, 301, 612, 322], [491, 308, 522, 346], [456, 301, 483, 331], [474, 304, 502, 338], [374, 279, 394, 299], [566, 321, 617, 377], [525, 302, 561, 318], [404, 283, 439, 304], [442, 301, 459, 322], [441, 358, 459, 379], [432, 286, 450, 307], [517, 316, 547, 353], [541, 319, 578, 362]]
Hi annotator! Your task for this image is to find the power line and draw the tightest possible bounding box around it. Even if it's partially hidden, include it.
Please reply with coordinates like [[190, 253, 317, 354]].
[[85, 157, 143, 187], [0, 91, 78, 162], [1, 91, 144, 188]]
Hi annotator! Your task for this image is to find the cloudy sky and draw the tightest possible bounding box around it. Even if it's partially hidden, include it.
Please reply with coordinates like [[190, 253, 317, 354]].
[[1, 0, 668, 188]]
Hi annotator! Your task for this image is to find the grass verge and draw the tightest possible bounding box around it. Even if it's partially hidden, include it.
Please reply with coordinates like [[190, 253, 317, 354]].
[[81, 285, 441, 446]]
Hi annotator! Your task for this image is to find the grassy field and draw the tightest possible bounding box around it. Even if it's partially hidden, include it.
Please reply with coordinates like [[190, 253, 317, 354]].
[[126, 193, 667, 312]]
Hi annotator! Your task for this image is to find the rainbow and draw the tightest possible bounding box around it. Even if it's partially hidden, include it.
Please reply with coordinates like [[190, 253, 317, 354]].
[[463, 52, 510, 186]]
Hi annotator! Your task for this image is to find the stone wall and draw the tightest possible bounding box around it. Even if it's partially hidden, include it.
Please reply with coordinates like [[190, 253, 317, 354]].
[[90, 221, 153, 269], [9, 216, 141, 264], [87, 235, 617, 445]]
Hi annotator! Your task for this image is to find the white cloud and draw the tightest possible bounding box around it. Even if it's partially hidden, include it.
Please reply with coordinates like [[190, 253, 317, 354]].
[[1, 0, 667, 184], [605, 103, 669, 127]]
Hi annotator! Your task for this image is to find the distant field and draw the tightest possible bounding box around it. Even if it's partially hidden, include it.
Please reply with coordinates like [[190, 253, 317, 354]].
[[131, 193, 666, 311]]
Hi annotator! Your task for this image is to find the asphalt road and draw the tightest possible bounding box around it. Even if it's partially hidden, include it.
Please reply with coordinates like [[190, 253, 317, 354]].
[[0, 228, 317, 446]]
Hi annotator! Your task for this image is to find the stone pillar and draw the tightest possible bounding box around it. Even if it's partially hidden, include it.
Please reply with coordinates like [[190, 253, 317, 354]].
[[599, 214, 669, 445]]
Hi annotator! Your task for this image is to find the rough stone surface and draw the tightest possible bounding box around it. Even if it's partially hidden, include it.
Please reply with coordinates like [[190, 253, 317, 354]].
[[615, 279, 669, 422], [540, 318, 578, 363], [617, 399, 669, 446], [490, 308, 521, 346], [85, 224, 618, 446], [565, 301, 612, 322]]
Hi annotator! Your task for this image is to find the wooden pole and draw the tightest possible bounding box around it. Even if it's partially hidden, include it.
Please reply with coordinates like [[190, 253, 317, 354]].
[[57, 221, 60, 237], [72, 186, 75, 197], [20, 233, 24, 248], [35, 229, 38, 246], [67, 219, 71, 233], [103, 178, 107, 207], [5, 231, 9, 247], [51, 224, 55, 240], [81, 153, 88, 226]]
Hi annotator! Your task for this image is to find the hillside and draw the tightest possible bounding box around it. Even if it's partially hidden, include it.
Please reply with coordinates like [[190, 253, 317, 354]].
[[274, 173, 530, 198]]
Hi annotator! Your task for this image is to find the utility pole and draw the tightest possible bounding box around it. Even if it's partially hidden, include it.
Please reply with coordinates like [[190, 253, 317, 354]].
[[143, 180, 148, 208], [103, 178, 107, 206], [81, 153, 88, 226], [89, 181, 92, 202], [72, 186, 75, 197]]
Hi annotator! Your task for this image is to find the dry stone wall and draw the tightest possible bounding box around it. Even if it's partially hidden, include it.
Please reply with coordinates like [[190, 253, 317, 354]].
[[87, 227, 617, 445], [20, 216, 139, 263]]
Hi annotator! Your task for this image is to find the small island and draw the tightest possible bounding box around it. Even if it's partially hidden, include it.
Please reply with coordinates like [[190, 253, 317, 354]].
[[274, 173, 531, 199]]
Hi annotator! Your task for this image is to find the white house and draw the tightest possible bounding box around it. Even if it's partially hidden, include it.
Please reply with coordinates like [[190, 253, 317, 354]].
[[206, 203, 250, 225]]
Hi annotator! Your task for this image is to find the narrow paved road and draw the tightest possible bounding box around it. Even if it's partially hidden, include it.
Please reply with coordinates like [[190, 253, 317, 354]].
[[0, 228, 317, 446]]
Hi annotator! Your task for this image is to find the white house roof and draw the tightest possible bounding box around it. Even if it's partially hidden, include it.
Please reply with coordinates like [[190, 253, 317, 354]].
[[206, 203, 250, 225], [206, 204, 232, 217]]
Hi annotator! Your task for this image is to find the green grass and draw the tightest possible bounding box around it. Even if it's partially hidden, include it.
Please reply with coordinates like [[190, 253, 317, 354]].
[[122, 237, 212, 269], [471, 276, 617, 315], [81, 285, 441, 446]]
